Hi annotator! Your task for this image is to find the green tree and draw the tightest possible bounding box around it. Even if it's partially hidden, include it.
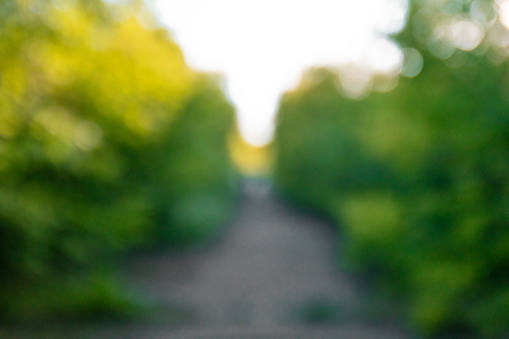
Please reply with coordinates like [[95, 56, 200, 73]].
[[0, 0, 237, 320], [274, 0, 509, 336]]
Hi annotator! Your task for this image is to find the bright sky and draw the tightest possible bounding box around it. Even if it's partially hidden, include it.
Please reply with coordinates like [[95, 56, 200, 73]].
[[150, 0, 408, 146]]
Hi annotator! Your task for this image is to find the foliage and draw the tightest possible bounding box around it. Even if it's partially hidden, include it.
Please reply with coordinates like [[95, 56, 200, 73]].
[[0, 0, 237, 319], [0, 271, 147, 323], [229, 130, 272, 176], [274, 1, 509, 336]]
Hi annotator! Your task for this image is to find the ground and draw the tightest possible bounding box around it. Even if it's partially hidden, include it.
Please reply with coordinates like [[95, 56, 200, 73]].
[[1, 179, 414, 338]]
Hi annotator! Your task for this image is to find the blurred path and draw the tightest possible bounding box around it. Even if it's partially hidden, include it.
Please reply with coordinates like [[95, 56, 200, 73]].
[[111, 179, 412, 338], [2, 179, 412, 338]]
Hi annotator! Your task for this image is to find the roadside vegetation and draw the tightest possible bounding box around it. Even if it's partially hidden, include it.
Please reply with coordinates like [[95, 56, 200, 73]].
[[0, 0, 238, 321], [274, 1, 509, 337]]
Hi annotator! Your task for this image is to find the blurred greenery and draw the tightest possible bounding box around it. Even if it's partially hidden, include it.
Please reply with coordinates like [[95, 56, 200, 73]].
[[0, 270, 147, 323], [0, 0, 237, 321], [274, 0, 509, 337]]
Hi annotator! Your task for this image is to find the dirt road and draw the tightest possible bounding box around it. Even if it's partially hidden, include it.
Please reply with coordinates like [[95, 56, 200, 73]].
[[114, 180, 412, 338], [2, 180, 413, 338]]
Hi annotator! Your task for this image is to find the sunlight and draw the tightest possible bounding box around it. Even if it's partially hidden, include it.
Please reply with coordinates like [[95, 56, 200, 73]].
[[498, 0, 509, 29], [151, 0, 408, 146]]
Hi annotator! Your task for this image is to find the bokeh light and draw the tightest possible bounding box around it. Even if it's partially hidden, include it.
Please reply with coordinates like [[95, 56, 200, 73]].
[[498, 0, 509, 29], [401, 47, 424, 78]]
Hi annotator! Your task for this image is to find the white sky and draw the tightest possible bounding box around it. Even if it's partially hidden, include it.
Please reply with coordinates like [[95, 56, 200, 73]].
[[151, 0, 408, 146]]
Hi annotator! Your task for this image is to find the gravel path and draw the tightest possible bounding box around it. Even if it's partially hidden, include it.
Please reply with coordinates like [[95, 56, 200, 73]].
[[114, 180, 412, 338], [2, 180, 414, 338]]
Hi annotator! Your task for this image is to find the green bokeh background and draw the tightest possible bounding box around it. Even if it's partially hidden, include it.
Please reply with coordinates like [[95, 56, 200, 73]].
[[0, 0, 238, 321], [274, 1, 509, 336]]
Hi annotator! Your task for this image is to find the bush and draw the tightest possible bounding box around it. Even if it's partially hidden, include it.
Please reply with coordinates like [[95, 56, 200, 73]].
[[274, 2, 509, 335], [0, 0, 237, 320]]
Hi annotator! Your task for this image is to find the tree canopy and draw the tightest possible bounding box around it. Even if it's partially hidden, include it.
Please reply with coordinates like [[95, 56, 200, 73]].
[[274, 0, 509, 336], [0, 0, 238, 320]]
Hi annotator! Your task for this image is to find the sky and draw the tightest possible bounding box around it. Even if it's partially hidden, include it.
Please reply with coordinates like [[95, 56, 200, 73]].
[[150, 0, 408, 146]]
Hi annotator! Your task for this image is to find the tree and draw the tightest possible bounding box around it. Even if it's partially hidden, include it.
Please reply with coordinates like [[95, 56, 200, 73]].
[[274, 0, 509, 336], [0, 0, 237, 320]]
